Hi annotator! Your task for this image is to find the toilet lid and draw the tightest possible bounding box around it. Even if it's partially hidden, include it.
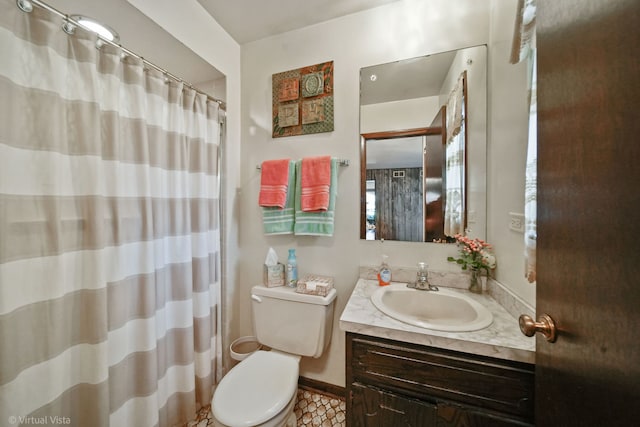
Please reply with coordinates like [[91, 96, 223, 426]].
[[212, 350, 299, 427]]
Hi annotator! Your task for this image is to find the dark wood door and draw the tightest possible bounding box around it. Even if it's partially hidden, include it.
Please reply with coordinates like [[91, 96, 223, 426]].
[[424, 106, 446, 242], [536, 0, 640, 425]]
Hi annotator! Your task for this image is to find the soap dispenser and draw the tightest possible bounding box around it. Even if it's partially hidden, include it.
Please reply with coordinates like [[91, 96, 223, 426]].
[[377, 255, 392, 286]]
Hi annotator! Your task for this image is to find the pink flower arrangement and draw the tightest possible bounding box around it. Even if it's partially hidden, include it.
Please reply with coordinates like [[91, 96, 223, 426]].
[[447, 234, 497, 275]]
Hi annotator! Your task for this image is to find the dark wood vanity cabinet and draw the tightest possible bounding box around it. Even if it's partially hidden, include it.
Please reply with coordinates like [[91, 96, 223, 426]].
[[346, 333, 535, 427]]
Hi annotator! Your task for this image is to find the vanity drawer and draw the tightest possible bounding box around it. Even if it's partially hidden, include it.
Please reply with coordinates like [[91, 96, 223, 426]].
[[348, 334, 535, 419]]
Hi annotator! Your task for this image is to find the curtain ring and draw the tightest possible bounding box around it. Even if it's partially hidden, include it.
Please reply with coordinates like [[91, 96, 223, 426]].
[[62, 18, 76, 35]]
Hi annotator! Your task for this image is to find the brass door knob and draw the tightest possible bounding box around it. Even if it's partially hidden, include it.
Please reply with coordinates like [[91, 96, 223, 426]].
[[519, 314, 557, 343]]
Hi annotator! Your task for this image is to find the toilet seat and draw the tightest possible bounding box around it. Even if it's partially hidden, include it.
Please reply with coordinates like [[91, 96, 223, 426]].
[[212, 350, 300, 427]]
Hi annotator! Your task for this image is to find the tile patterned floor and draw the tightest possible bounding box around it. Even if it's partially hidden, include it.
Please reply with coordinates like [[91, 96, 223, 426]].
[[185, 388, 346, 427], [294, 388, 346, 426]]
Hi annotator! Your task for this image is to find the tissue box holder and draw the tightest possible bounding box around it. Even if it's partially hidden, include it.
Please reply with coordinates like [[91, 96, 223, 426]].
[[263, 263, 285, 287], [296, 275, 334, 296]]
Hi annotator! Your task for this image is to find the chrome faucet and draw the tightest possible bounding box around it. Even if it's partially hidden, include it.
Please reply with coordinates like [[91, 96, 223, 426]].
[[407, 262, 439, 291]]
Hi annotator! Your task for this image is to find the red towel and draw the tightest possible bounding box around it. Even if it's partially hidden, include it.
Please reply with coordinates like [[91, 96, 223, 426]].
[[301, 156, 332, 211], [259, 159, 291, 208]]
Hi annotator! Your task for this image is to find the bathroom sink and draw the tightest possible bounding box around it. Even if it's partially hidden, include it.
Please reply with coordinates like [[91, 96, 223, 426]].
[[370, 284, 493, 332]]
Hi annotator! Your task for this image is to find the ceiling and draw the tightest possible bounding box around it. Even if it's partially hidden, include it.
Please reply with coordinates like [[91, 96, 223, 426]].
[[196, 0, 401, 45]]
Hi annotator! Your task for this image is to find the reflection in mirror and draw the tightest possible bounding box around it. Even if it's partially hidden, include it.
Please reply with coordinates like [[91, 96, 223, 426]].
[[359, 45, 486, 243], [362, 126, 447, 242]]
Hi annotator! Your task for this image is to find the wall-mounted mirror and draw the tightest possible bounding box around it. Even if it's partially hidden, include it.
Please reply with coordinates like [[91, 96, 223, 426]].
[[360, 45, 487, 242]]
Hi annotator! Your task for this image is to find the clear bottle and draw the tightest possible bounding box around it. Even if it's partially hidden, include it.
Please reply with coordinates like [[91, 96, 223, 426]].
[[377, 254, 392, 286], [286, 248, 298, 287]]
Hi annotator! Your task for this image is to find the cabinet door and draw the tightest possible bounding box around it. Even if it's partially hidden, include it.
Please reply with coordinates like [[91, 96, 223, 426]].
[[436, 402, 533, 427], [350, 382, 437, 427], [348, 333, 534, 420]]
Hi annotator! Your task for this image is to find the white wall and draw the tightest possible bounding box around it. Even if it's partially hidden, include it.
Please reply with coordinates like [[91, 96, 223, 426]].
[[240, 0, 494, 387], [488, 0, 536, 304], [194, 76, 227, 104]]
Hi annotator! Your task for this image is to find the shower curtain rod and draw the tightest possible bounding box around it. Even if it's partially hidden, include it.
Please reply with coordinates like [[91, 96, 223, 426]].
[[18, 0, 227, 110]]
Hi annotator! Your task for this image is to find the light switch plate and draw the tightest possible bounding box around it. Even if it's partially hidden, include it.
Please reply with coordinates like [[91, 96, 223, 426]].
[[509, 212, 525, 233]]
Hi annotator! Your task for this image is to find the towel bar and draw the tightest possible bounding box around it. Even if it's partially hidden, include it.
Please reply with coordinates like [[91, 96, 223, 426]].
[[256, 158, 349, 170]]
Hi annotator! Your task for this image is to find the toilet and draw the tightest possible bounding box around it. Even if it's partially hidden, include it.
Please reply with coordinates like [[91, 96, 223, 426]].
[[212, 284, 337, 427]]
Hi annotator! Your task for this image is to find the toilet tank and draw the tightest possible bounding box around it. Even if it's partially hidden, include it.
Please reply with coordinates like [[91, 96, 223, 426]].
[[251, 285, 337, 358]]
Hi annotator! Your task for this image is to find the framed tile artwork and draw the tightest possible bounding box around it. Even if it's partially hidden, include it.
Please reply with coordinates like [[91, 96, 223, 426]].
[[272, 61, 334, 138]]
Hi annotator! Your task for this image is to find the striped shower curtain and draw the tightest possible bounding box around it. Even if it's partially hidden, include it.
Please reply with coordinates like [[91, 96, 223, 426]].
[[0, 2, 222, 426]]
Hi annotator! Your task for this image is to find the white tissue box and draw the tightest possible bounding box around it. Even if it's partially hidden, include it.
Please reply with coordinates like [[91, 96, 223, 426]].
[[263, 263, 285, 287], [296, 275, 334, 296]]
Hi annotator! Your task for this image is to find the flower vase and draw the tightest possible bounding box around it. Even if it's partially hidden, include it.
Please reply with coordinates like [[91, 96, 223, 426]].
[[468, 267, 483, 294]]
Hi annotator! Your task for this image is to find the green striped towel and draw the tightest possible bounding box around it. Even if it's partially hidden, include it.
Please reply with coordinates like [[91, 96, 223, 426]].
[[294, 158, 338, 236], [262, 160, 296, 234]]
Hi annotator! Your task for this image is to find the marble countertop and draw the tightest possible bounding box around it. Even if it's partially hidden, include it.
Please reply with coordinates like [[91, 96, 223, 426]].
[[339, 278, 535, 364]]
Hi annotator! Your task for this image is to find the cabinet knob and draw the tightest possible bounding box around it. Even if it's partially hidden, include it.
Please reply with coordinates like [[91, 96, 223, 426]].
[[519, 314, 557, 343]]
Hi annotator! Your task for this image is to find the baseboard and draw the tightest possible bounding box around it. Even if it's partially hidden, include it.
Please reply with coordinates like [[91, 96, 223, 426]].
[[298, 376, 346, 400]]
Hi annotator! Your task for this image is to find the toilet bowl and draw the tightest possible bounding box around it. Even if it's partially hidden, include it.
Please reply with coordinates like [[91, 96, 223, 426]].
[[212, 285, 336, 427], [212, 351, 300, 427]]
